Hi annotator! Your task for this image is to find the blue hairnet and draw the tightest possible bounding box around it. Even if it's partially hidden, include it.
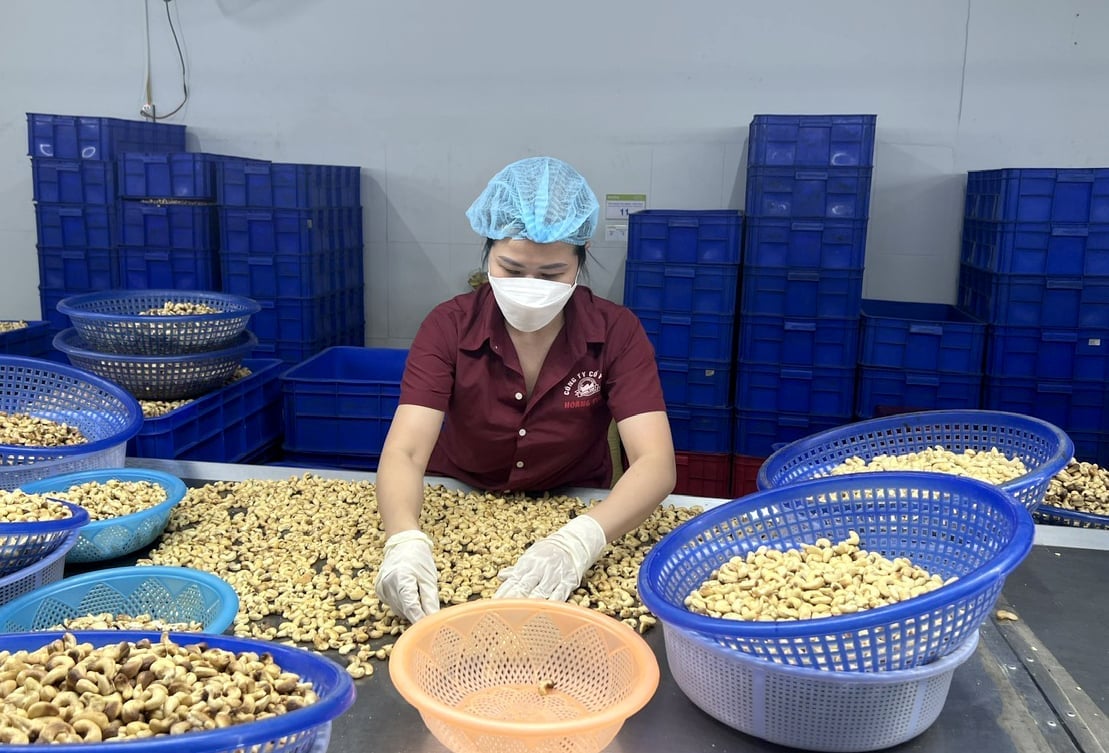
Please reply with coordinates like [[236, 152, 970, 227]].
[[466, 156, 600, 245]]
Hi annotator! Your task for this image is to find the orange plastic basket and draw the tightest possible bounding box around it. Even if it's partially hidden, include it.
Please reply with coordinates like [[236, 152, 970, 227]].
[[388, 599, 660, 753]]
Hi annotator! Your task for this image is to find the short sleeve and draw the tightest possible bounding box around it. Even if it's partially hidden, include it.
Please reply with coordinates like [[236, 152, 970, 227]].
[[603, 308, 667, 422], [399, 305, 457, 412]]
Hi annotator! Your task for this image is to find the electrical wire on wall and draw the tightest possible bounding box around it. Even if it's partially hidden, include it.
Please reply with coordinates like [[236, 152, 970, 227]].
[[140, 0, 189, 121]]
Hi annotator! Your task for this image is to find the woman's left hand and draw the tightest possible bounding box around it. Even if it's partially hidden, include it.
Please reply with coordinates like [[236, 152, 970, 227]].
[[494, 515, 607, 601]]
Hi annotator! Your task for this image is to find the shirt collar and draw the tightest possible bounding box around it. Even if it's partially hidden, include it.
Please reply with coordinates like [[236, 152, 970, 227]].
[[459, 284, 606, 352]]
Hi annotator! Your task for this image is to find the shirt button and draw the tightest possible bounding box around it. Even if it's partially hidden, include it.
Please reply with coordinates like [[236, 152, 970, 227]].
[[518, 428, 527, 437], [514, 392, 524, 400], [515, 460, 524, 468]]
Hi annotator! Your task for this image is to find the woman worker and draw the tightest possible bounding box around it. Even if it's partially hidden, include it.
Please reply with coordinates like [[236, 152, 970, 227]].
[[374, 156, 676, 623]]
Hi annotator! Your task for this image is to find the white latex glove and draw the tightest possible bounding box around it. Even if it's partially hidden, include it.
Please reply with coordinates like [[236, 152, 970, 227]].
[[494, 515, 607, 602], [374, 530, 440, 623]]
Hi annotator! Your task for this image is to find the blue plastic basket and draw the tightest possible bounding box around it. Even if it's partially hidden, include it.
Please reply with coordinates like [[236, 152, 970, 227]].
[[638, 472, 1034, 672], [0, 630, 354, 753], [58, 290, 261, 355], [0, 356, 144, 490], [664, 619, 979, 752], [0, 531, 78, 607], [0, 500, 88, 577], [54, 329, 258, 401], [756, 409, 1074, 511], [0, 565, 238, 632], [21, 468, 187, 562], [1033, 502, 1109, 529]]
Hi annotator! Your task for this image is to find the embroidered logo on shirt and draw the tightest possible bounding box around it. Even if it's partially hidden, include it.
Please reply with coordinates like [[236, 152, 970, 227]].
[[563, 371, 603, 408]]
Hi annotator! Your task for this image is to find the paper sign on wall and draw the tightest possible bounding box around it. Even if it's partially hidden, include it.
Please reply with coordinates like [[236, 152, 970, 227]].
[[605, 194, 646, 220]]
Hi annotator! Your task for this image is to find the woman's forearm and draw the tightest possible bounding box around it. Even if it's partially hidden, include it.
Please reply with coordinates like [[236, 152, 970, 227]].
[[376, 447, 431, 537], [585, 449, 676, 541]]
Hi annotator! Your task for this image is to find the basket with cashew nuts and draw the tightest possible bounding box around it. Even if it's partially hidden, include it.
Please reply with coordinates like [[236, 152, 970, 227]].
[[1035, 459, 1109, 529], [0, 492, 88, 577], [757, 409, 1074, 511], [0, 412, 87, 448], [685, 530, 956, 622], [20, 469, 187, 564], [639, 472, 1035, 671], [0, 631, 355, 748]]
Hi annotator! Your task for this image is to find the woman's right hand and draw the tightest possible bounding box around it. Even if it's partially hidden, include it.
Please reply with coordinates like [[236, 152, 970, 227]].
[[374, 530, 440, 623]]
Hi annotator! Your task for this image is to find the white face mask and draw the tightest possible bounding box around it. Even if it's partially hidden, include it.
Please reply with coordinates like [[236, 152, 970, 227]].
[[487, 274, 577, 332]]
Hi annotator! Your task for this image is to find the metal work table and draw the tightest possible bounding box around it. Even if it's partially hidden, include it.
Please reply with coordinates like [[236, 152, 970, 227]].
[[124, 459, 1109, 753]]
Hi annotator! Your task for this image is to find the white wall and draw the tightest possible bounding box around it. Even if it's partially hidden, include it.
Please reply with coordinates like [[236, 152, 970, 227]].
[[2, 0, 1107, 346]]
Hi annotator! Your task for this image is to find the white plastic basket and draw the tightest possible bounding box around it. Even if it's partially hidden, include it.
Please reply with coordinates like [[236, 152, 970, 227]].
[[663, 623, 980, 752]]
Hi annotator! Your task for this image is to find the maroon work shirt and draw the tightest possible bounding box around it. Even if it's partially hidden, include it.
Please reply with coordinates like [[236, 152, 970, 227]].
[[399, 284, 666, 492]]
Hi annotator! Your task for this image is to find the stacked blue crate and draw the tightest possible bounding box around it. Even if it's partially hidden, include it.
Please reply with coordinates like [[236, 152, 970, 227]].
[[115, 153, 265, 292], [856, 300, 986, 417], [958, 168, 1109, 464], [28, 113, 185, 332], [735, 114, 876, 457], [217, 162, 365, 363], [624, 209, 743, 496]]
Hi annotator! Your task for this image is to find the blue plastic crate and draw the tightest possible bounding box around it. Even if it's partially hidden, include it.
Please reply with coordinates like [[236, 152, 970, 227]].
[[744, 218, 868, 270], [859, 299, 986, 373], [27, 113, 185, 160], [957, 263, 1109, 327], [118, 247, 219, 291], [738, 314, 859, 368], [35, 203, 114, 249], [634, 310, 735, 362], [276, 449, 380, 471], [986, 325, 1109, 382], [624, 261, 740, 315], [745, 167, 872, 220], [217, 161, 340, 208], [983, 376, 1109, 434], [748, 114, 877, 168], [118, 201, 216, 250], [733, 408, 848, 457], [736, 362, 855, 416], [667, 406, 732, 453], [627, 210, 743, 264], [38, 246, 117, 291], [118, 152, 248, 200], [961, 220, 1109, 277], [39, 287, 70, 332], [741, 266, 863, 318], [317, 207, 364, 250], [251, 287, 363, 343], [965, 168, 1109, 224], [329, 165, 362, 207], [128, 359, 285, 462], [221, 247, 364, 299], [0, 321, 53, 358], [251, 322, 365, 365], [254, 336, 339, 364], [31, 158, 114, 204], [856, 366, 982, 419], [219, 207, 344, 254], [281, 347, 408, 456], [657, 359, 733, 408], [1067, 431, 1109, 466]]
